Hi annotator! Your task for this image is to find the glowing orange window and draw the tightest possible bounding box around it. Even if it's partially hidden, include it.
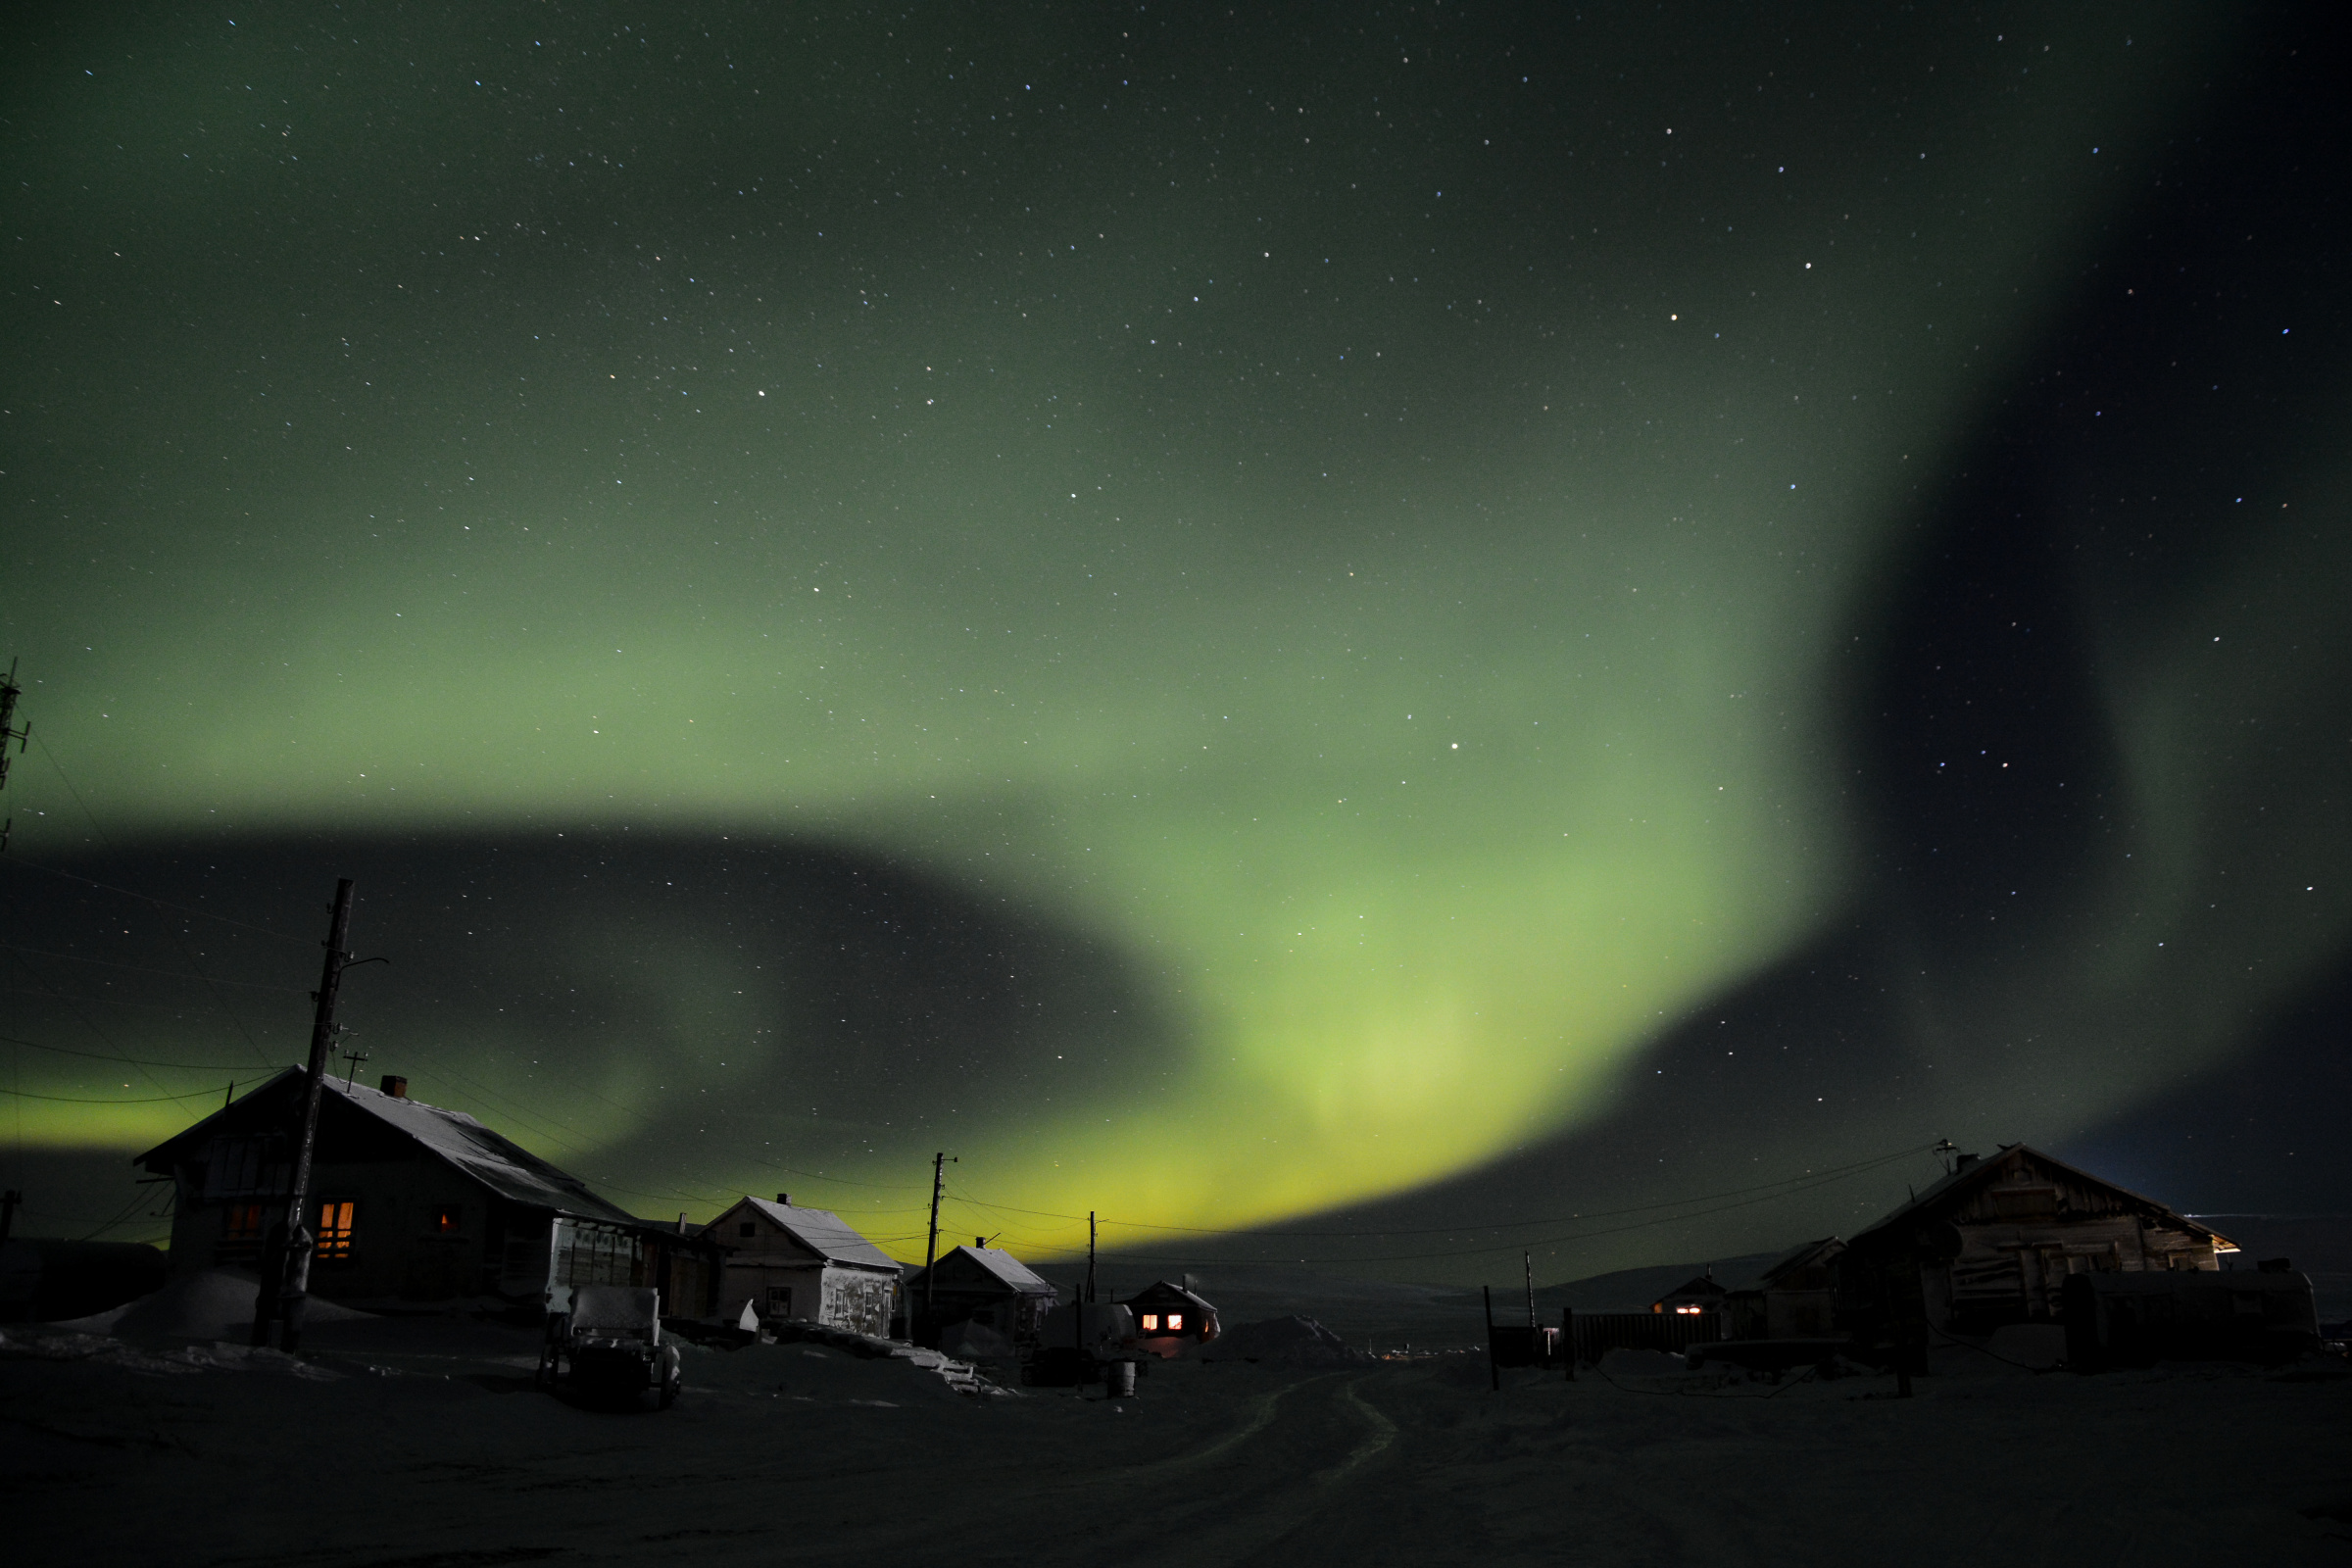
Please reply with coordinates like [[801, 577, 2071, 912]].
[[1166, 1312, 1184, 1332], [316, 1200, 356, 1260], [1141, 1313, 1159, 1331], [431, 1204, 462, 1234]]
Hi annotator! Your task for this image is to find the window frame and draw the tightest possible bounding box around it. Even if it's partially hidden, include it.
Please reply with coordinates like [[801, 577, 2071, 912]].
[[315, 1198, 358, 1263]]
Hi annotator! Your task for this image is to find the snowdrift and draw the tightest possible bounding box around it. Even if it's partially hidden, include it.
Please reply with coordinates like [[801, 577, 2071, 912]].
[[55, 1268, 373, 1341]]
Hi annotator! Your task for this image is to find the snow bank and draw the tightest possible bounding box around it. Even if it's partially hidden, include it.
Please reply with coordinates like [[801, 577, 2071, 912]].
[[55, 1268, 373, 1342]]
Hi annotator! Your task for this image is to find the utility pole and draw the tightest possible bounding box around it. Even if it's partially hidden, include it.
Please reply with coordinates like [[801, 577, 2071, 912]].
[[0, 657, 28, 853], [1, 1189, 20, 1245], [921, 1151, 956, 1330], [253, 878, 355, 1352], [1483, 1285, 1499, 1392], [1086, 1211, 1098, 1303]]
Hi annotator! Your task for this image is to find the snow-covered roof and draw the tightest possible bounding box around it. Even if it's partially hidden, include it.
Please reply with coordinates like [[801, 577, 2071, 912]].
[[137, 1066, 646, 1229], [915, 1244, 1056, 1297], [1126, 1278, 1217, 1314], [737, 1198, 898, 1271]]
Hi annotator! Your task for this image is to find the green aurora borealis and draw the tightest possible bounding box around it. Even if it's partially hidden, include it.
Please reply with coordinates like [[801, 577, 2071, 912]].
[[6, 5, 2350, 1268]]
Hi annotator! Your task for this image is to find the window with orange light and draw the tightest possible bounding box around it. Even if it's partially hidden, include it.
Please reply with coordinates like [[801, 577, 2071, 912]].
[[1141, 1313, 1159, 1331], [1674, 1304, 1702, 1315], [220, 1202, 267, 1262], [1166, 1312, 1184, 1332], [316, 1200, 356, 1260], [430, 1204, 462, 1235]]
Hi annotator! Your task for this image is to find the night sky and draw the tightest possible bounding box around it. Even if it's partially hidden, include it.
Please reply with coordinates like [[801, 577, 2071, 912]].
[[4, 4, 2346, 1279]]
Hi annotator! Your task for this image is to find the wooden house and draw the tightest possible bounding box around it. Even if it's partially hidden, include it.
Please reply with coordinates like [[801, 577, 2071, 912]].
[[135, 1068, 722, 1315], [1650, 1271, 1727, 1316], [705, 1194, 899, 1338], [1838, 1144, 2235, 1338], [905, 1241, 1059, 1348], [1723, 1238, 1844, 1341], [1124, 1279, 1220, 1357]]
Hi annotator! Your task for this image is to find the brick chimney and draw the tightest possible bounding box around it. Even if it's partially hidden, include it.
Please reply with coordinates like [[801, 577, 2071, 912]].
[[775, 1193, 790, 1205], [379, 1075, 409, 1099]]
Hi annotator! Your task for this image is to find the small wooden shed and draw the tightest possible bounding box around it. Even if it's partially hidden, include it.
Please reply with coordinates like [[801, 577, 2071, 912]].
[[1724, 1238, 1844, 1341], [905, 1242, 1059, 1348], [705, 1194, 900, 1339]]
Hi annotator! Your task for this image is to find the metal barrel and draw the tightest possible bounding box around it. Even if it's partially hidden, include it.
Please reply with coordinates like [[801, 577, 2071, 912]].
[[1104, 1359, 1137, 1398]]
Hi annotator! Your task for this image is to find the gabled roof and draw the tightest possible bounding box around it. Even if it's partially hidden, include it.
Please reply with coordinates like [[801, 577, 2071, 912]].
[[731, 1198, 897, 1271], [1711, 1241, 1840, 1295], [1126, 1278, 1217, 1314], [914, 1244, 1057, 1297], [1655, 1273, 1727, 1303], [136, 1067, 645, 1229], [1751, 1237, 1843, 1290], [1849, 1144, 2233, 1250]]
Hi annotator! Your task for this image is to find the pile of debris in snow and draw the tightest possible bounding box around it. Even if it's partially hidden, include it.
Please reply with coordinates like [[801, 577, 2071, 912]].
[[1202, 1314, 1376, 1365]]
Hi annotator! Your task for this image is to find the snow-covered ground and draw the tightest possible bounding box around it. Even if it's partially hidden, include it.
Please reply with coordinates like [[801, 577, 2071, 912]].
[[7, 1288, 2349, 1565]]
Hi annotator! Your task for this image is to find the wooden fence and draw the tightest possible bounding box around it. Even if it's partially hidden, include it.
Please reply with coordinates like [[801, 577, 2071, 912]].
[[1569, 1309, 1721, 1363]]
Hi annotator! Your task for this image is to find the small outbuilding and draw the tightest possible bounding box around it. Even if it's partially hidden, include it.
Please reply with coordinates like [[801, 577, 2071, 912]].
[[705, 1194, 900, 1338], [905, 1241, 1059, 1348], [1124, 1278, 1220, 1357], [1723, 1238, 1844, 1342]]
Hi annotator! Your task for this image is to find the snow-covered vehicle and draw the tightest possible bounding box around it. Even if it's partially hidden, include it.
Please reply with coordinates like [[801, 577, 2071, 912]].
[[538, 1285, 683, 1409]]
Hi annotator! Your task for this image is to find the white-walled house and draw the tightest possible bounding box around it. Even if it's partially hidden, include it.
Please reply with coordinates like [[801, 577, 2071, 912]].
[[706, 1195, 899, 1338]]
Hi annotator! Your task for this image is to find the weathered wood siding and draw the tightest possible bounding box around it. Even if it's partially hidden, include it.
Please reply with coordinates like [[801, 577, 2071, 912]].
[[1931, 1151, 2220, 1328]]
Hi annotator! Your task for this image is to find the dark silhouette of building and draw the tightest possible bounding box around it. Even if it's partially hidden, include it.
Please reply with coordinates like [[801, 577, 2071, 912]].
[[136, 1068, 720, 1314], [1838, 1144, 2234, 1344], [1723, 1239, 1844, 1341]]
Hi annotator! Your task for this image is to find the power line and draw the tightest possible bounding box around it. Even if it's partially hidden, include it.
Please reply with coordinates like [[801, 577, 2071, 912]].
[[0, 849, 311, 948], [0, 984, 299, 1017], [0, 1031, 254, 1073], [4, 933, 207, 1107], [0, 1079, 268, 1104], [77, 1186, 162, 1242]]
